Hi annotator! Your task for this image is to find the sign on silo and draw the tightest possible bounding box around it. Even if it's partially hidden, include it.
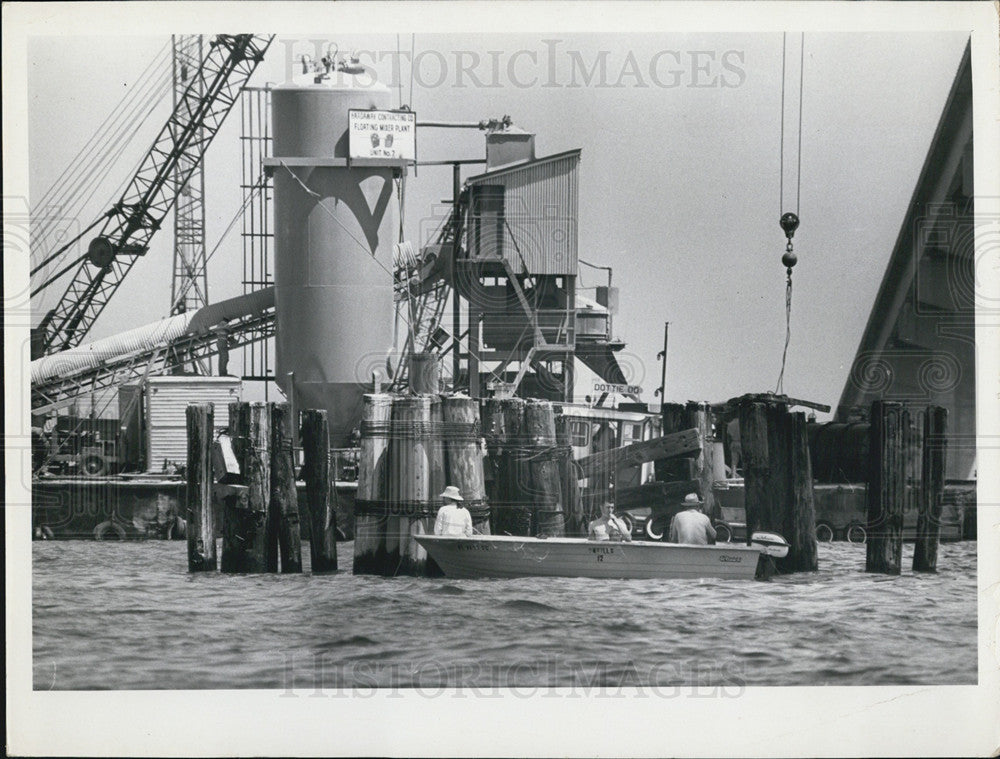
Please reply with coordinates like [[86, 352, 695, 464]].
[[348, 110, 416, 163]]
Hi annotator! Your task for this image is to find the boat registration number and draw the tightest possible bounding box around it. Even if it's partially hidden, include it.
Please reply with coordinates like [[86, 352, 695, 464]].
[[718, 555, 743, 563]]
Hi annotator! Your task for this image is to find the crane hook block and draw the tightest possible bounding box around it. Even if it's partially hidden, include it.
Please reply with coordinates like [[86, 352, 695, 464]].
[[779, 212, 800, 239], [87, 237, 116, 268]]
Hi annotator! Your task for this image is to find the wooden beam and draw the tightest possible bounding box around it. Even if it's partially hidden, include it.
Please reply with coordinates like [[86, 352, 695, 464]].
[[576, 429, 701, 480]]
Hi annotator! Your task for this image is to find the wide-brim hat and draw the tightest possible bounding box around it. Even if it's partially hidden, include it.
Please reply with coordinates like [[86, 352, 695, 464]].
[[440, 486, 464, 501], [684, 493, 703, 505]]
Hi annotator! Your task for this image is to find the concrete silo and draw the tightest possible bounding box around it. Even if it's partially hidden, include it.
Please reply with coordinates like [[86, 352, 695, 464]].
[[270, 79, 396, 445]]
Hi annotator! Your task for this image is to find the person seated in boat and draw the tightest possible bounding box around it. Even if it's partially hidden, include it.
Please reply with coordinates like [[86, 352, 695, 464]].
[[668, 493, 717, 545], [434, 485, 474, 537], [588, 501, 632, 542]]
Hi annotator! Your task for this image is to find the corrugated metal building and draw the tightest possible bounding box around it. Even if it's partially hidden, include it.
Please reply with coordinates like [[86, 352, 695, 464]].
[[453, 149, 583, 400], [465, 149, 580, 276], [143, 376, 242, 472]]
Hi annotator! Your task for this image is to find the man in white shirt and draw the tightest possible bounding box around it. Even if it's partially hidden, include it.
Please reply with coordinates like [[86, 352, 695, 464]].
[[669, 493, 717, 545], [434, 485, 473, 537], [587, 501, 632, 542]]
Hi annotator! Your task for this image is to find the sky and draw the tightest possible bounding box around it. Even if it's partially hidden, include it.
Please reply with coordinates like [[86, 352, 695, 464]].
[[26, 30, 971, 416]]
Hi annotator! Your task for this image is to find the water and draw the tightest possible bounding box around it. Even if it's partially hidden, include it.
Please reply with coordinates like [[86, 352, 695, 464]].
[[32, 540, 978, 690]]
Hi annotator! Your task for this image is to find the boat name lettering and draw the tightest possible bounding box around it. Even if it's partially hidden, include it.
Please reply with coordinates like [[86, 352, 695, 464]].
[[590, 546, 615, 554], [457, 542, 496, 551], [718, 555, 743, 563], [592, 382, 643, 395]]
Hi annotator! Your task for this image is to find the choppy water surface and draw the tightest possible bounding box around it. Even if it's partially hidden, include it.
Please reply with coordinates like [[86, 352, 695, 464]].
[[33, 540, 977, 690]]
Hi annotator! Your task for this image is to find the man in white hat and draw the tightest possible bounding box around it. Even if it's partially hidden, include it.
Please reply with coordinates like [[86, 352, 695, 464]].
[[434, 485, 473, 537], [668, 493, 717, 545]]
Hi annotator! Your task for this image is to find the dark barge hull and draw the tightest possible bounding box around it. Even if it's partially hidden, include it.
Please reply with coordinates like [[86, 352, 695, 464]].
[[31, 476, 357, 540]]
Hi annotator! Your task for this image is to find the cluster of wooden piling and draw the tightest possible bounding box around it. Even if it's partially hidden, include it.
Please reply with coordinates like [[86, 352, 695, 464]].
[[353, 393, 492, 577], [481, 397, 572, 538], [185, 402, 338, 574], [731, 394, 949, 575], [736, 396, 819, 573], [866, 401, 948, 574]]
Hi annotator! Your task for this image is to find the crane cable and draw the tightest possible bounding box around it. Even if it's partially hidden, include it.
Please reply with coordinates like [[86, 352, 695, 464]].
[[29, 80, 168, 287], [32, 43, 171, 243], [31, 48, 172, 280], [775, 32, 804, 395], [31, 40, 170, 216]]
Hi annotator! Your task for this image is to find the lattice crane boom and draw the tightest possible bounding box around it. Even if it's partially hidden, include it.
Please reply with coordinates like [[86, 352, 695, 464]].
[[36, 34, 274, 355]]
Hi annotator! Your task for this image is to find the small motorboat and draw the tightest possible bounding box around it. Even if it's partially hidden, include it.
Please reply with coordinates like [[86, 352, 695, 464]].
[[414, 532, 789, 581]]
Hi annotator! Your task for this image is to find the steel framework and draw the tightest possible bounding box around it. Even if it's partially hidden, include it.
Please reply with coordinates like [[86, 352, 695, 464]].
[[239, 86, 275, 383], [170, 34, 208, 318], [36, 34, 274, 355]]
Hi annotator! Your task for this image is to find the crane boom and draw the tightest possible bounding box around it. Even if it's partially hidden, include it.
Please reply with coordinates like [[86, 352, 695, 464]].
[[36, 33, 274, 356]]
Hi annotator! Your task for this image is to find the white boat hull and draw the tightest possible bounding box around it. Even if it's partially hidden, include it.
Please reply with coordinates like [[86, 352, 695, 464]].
[[414, 535, 765, 580]]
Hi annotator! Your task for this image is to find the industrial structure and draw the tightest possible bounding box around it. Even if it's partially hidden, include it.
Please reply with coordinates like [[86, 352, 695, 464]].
[[27, 36, 976, 548], [31, 34, 274, 358], [30, 40, 636, 457]]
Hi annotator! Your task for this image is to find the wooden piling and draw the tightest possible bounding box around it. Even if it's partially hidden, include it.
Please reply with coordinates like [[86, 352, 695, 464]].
[[270, 403, 302, 573], [482, 397, 506, 529], [429, 396, 448, 511], [914, 406, 947, 572], [387, 395, 433, 576], [780, 411, 818, 572], [525, 399, 565, 537], [222, 402, 271, 573], [301, 409, 337, 573], [656, 402, 693, 482], [686, 401, 716, 517], [442, 396, 490, 535], [354, 393, 392, 575], [496, 398, 532, 536], [556, 413, 584, 536], [737, 398, 817, 572], [866, 400, 905, 574], [766, 404, 791, 547], [185, 403, 216, 572], [738, 401, 770, 544], [409, 352, 441, 395]]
